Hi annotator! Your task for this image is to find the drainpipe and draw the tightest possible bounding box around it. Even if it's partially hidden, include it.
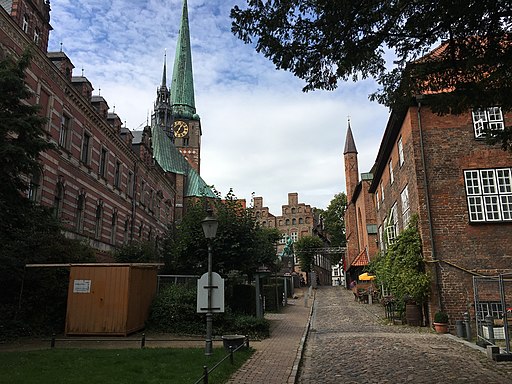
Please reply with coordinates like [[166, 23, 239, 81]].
[[417, 101, 443, 311]]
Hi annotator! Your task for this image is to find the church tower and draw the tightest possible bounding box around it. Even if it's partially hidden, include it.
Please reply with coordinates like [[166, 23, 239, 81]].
[[153, 52, 172, 139], [169, 0, 201, 173], [343, 119, 359, 271]]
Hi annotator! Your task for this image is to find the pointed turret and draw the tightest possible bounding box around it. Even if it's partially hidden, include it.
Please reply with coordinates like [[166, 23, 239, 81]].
[[153, 52, 172, 138], [344, 119, 359, 202], [343, 119, 358, 155], [170, 0, 198, 120]]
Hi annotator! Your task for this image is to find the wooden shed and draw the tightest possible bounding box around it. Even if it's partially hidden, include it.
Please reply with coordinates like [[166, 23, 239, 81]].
[[65, 264, 159, 336]]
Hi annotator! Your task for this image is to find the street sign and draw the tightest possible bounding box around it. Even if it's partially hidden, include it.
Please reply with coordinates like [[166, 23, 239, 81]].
[[196, 272, 225, 313]]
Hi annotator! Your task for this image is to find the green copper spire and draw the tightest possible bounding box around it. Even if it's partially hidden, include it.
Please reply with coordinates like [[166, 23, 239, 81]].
[[171, 0, 198, 120]]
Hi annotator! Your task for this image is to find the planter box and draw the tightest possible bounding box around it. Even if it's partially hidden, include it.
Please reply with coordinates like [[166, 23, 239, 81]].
[[222, 335, 246, 351]]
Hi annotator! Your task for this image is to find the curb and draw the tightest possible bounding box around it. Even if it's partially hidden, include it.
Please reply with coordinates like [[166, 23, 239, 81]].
[[288, 289, 316, 384]]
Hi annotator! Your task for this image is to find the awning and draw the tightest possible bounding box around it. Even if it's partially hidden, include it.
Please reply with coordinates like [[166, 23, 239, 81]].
[[359, 272, 376, 281]]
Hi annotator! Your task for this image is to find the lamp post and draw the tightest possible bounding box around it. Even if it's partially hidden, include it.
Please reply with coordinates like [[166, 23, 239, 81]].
[[201, 211, 218, 356]]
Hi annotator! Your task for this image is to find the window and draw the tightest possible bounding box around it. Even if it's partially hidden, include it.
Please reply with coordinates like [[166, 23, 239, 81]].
[[53, 180, 64, 218], [33, 28, 40, 44], [292, 208, 296, 214], [124, 218, 130, 244], [291, 232, 298, 242], [279, 233, 287, 244], [464, 168, 512, 222], [380, 182, 385, 202], [183, 138, 189, 146], [95, 201, 103, 239], [285, 219, 290, 225], [299, 218, 304, 224], [378, 225, 384, 251], [140, 180, 146, 205], [127, 171, 134, 197], [472, 107, 504, 138], [111, 209, 118, 244], [114, 160, 121, 188], [76, 192, 85, 233], [292, 218, 297, 225], [81, 132, 91, 164], [401, 185, 410, 227], [389, 159, 394, 184], [22, 15, 29, 33], [376, 191, 380, 210], [59, 115, 71, 149], [28, 170, 41, 202], [386, 203, 398, 244], [398, 137, 404, 166], [99, 148, 108, 178]]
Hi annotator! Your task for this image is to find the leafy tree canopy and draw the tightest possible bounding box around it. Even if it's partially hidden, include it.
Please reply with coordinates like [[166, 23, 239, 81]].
[[294, 235, 324, 274], [231, 1, 512, 149], [0, 49, 53, 204], [317, 192, 347, 248], [163, 190, 281, 279]]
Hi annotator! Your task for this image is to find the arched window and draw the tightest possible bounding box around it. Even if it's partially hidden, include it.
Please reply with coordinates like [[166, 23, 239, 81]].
[[53, 180, 65, 218], [111, 209, 118, 244], [292, 218, 297, 225], [299, 218, 304, 224], [285, 219, 290, 225]]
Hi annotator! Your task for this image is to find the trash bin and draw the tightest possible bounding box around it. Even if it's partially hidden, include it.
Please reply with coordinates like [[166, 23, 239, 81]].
[[222, 335, 246, 351], [456, 320, 466, 338]]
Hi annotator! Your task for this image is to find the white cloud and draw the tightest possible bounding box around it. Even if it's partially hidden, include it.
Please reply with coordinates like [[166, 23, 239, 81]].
[[47, 0, 389, 214]]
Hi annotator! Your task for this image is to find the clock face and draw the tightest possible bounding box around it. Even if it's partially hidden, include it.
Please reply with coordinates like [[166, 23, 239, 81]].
[[173, 120, 189, 138]]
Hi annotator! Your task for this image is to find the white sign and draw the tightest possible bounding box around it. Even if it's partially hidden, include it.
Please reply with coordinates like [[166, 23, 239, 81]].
[[197, 272, 225, 313], [73, 279, 91, 293]]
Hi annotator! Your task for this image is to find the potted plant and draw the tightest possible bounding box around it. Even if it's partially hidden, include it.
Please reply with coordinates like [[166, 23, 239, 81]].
[[433, 311, 449, 333]]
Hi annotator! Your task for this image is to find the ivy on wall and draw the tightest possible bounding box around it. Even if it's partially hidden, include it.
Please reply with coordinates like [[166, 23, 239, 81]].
[[370, 215, 430, 307]]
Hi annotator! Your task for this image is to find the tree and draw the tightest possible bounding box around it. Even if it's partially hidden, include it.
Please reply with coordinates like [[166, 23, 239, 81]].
[[231, 1, 512, 149], [0, 50, 94, 338], [294, 235, 324, 280], [0, 49, 54, 204], [318, 192, 347, 248], [162, 191, 280, 279]]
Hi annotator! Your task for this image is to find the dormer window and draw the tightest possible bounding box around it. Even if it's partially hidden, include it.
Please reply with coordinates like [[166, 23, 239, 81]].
[[472, 107, 504, 138], [22, 15, 29, 33]]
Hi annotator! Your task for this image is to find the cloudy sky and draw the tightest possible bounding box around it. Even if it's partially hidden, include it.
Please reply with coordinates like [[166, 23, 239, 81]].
[[47, 0, 390, 214]]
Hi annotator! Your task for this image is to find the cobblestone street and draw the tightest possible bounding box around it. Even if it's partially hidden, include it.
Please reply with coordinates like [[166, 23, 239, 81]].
[[298, 286, 512, 383]]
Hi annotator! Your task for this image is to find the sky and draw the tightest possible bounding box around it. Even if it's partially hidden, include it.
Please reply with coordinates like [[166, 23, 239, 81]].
[[47, 0, 390, 214]]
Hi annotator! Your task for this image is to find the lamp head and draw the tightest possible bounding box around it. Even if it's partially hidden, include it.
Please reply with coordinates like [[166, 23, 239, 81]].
[[201, 210, 218, 239]]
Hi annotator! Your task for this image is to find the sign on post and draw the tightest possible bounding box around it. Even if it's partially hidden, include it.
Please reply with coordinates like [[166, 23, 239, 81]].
[[196, 272, 225, 313]]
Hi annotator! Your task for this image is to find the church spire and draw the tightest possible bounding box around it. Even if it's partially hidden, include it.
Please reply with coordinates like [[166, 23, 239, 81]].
[[161, 50, 167, 89], [170, 0, 197, 120]]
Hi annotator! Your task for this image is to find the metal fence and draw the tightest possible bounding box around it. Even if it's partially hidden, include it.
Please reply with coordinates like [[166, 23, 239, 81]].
[[473, 273, 511, 354], [157, 274, 200, 293]]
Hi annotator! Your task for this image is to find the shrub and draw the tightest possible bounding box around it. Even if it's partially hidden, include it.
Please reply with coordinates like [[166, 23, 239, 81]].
[[434, 311, 449, 323]]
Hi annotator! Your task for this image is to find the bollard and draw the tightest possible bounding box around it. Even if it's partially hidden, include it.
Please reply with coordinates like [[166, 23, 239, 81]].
[[140, 333, 146, 349], [463, 312, 472, 341], [203, 365, 208, 384], [245, 335, 250, 349], [51, 333, 56, 348], [229, 346, 234, 364], [485, 315, 495, 345]]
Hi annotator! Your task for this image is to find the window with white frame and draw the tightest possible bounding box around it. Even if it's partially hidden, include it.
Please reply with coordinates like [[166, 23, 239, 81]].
[[376, 191, 380, 210], [472, 107, 504, 138], [22, 15, 29, 33], [378, 225, 384, 251], [33, 28, 40, 44], [389, 159, 394, 184], [464, 168, 512, 222], [386, 203, 399, 244], [380, 182, 385, 202], [279, 233, 287, 244], [398, 137, 404, 166], [291, 232, 298, 242], [401, 185, 410, 227]]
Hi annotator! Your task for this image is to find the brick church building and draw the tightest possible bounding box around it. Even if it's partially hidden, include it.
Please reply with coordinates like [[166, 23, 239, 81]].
[[0, 0, 216, 258], [344, 43, 512, 326]]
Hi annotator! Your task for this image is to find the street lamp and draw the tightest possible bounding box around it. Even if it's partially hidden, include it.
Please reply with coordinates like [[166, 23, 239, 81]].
[[201, 210, 218, 356]]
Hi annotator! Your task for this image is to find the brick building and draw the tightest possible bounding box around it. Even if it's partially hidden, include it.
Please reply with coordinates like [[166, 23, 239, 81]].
[[343, 121, 378, 285], [253, 193, 332, 285], [0, 0, 215, 258], [367, 87, 512, 325]]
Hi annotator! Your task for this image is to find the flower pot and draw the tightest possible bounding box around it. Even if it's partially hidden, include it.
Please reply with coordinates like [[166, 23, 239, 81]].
[[433, 322, 449, 334]]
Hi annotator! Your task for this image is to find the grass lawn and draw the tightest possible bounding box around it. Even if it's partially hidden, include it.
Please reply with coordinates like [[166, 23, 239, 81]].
[[0, 347, 253, 384]]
